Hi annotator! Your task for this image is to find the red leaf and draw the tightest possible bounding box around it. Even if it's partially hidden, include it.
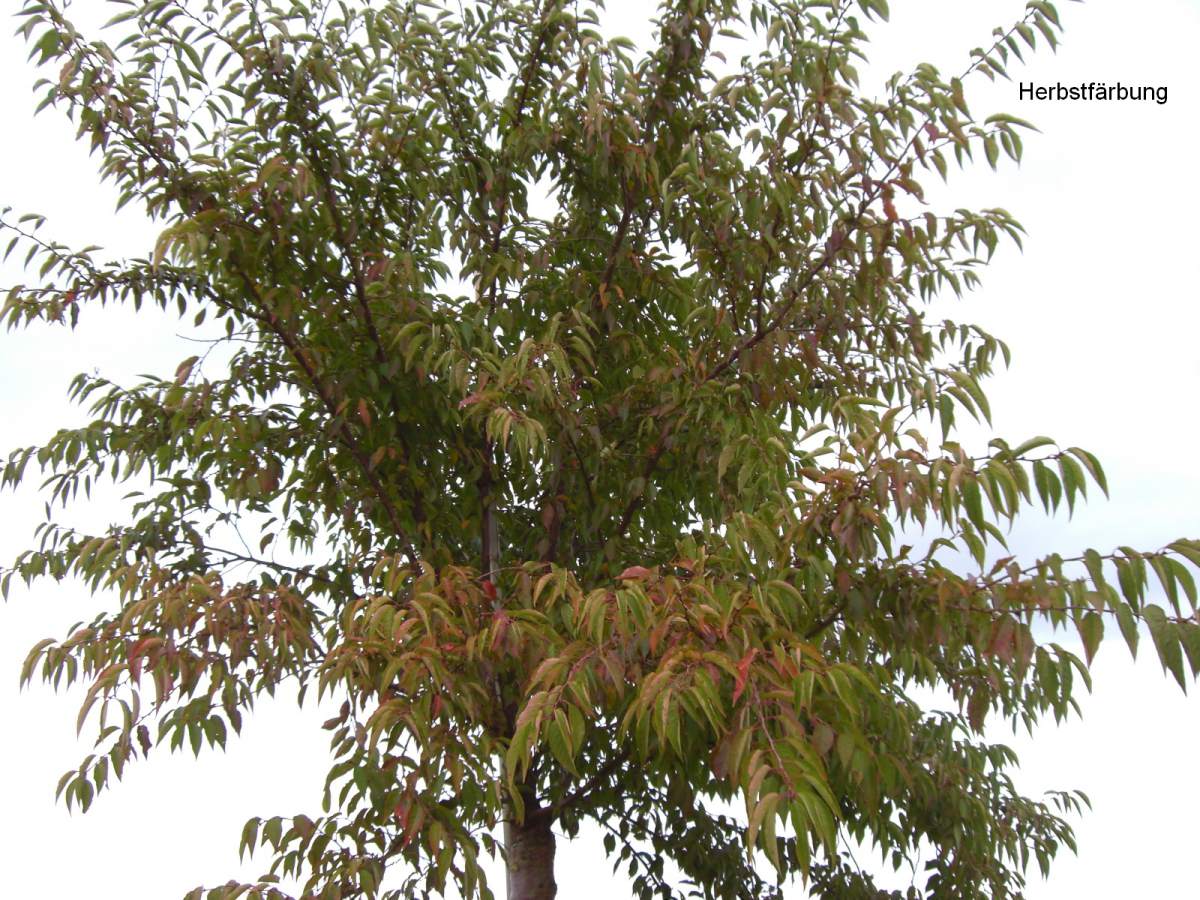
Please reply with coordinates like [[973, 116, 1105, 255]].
[[174, 355, 198, 385], [458, 392, 483, 410], [481, 579, 497, 600], [490, 610, 511, 653], [357, 398, 371, 427], [732, 649, 759, 704], [834, 569, 852, 596], [648, 619, 669, 655], [126, 636, 159, 684], [365, 257, 387, 282], [618, 565, 652, 581], [988, 618, 1015, 664]]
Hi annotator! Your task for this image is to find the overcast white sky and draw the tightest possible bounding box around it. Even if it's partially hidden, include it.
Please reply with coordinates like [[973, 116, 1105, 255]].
[[1, 0, 1198, 896]]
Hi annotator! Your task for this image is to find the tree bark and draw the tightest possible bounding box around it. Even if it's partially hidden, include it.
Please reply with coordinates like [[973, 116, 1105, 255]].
[[504, 814, 556, 900], [481, 435, 556, 898]]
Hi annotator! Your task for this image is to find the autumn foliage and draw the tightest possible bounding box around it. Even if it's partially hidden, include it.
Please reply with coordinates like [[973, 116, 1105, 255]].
[[4, 1, 1200, 898]]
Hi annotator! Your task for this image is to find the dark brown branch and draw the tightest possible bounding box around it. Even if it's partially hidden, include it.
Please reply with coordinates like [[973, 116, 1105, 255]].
[[593, 185, 637, 310], [205, 546, 339, 588], [539, 748, 631, 820], [561, 425, 597, 512], [804, 599, 849, 640]]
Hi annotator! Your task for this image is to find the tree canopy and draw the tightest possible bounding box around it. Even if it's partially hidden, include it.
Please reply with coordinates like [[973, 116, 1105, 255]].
[[4, 0, 1199, 898]]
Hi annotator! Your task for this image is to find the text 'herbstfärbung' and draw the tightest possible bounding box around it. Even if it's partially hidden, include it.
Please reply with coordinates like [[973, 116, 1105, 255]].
[[1019, 81, 1167, 104]]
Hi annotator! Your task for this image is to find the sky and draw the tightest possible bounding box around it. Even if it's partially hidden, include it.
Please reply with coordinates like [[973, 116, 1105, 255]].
[[1, 0, 1198, 896]]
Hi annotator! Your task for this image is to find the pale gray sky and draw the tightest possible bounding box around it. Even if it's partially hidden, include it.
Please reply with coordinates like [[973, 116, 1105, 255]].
[[1, 1, 1197, 896]]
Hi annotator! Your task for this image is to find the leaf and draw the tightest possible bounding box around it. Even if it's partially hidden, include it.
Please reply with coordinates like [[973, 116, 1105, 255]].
[[967, 687, 990, 731], [174, 355, 199, 385], [1114, 602, 1139, 658], [1182, 623, 1200, 677], [960, 476, 985, 530], [1169, 539, 1200, 569], [746, 790, 775, 853], [34, 28, 60, 61], [732, 649, 759, 704], [1083, 548, 1107, 591], [617, 566, 652, 581], [1012, 436, 1056, 456], [1068, 447, 1109, 496], [1144, 604, 1187, 691], [984, 135, 999, 170], [1077, 611, 1103, 665], [240, 818, 261, 861], [718, 443, 735, 481]]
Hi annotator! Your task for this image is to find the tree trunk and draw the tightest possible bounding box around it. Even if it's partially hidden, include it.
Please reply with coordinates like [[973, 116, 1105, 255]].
[[504, 815, 556, 900]]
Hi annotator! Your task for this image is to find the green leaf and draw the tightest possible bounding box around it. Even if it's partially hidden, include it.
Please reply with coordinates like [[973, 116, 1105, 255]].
[[1077, 611, 1103, 665], [1144, 604, 1187, 691], [1012, 436, 1056, 456]]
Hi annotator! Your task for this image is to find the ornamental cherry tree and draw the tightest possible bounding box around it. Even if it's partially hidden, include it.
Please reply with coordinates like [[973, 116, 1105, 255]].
[[4, 1, 1199, 898]]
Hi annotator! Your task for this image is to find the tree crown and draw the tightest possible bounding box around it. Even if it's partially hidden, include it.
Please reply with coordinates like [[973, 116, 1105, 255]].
[[5, 1, 1199, 898]]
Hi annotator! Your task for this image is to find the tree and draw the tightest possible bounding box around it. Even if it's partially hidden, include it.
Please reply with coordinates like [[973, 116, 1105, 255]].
[[4, 0, 1198, 897]]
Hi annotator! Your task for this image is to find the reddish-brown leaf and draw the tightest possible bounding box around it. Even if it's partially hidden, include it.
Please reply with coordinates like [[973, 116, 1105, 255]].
[[710, 733, 731, 779], [732, 649, 759, 704], [835, 569, 852, 596], [491, 611, 511, 653]]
